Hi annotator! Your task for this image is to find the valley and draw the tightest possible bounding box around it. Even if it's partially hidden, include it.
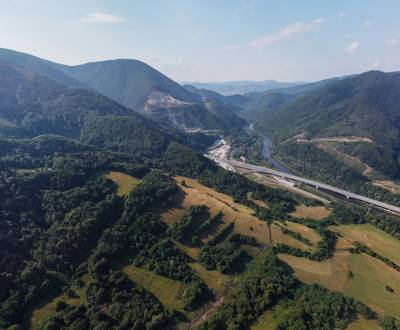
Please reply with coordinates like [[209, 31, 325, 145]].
[[0, 47, 400, 330]]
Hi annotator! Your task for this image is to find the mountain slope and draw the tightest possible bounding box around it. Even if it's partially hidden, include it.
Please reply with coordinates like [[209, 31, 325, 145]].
[[0, 48, 83, 87], [58, 59, 199, 110], [250, 71, 400, 178], [0, 61, 196, 159], [0, 48, 245, 132]]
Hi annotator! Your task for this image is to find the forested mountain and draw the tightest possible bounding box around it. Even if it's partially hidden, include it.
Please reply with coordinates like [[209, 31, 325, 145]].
[[0, 61, 217, 162], [242, 71, 400, 179], [58, 59, 198, 110], [0, 48, 244, 132]]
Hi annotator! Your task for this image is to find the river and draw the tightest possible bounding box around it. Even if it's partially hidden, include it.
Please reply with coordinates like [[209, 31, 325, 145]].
[[248, 123, 292, 174]]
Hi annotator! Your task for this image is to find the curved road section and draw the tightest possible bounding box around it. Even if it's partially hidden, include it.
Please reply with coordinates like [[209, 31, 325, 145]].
[[226, 159, 400, 215]]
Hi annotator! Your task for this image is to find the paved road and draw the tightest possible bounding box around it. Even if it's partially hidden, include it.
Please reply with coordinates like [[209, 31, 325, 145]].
[[226, 159, 400, 215]]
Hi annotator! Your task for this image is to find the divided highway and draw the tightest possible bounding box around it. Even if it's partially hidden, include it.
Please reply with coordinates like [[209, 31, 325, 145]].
[[226, 159, 400, 215]]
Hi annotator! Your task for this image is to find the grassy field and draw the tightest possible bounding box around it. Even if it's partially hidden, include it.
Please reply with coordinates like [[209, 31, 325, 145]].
[[343, 254, 400, 318], [281, 221, 322, 247], [174, 240, 201, 261], [159, 177, 314, 252], [251, 310, 276, 330], [123, 265, 189, 315], [331, 224, 400, 266], [103, 171, 141, 196], [189, 263, 234, 296], [30, 274, 91, 330], [346, 316, 382, 330], [278, 252, 350, 292], [290, 204, 331, 220]]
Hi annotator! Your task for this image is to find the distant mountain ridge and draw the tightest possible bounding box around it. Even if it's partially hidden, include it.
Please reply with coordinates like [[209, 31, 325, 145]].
[[185, 80, 304, 95], [0, 48, 244, 132]]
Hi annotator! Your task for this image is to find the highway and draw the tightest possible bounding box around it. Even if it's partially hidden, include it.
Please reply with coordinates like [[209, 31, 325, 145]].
[[225, 159, 400, 215]]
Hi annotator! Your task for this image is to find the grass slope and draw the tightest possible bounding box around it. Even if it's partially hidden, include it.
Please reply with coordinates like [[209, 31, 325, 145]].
[[103, 171, 141, 197]]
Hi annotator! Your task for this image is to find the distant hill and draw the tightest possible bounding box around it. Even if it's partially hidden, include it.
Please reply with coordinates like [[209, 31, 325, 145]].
[[0, 48, 244, 132], [185, 80, 303, 95], [0, 61, 199, 159], [243, 70, 400, 179]]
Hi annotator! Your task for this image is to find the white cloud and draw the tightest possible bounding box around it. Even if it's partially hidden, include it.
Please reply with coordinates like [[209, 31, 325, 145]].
[[364, 21, 372, 27], [386, 38, 399, 45], [372, 60, 380, 69], [338, 12, 348, 19], [249, 18, 325, 48], [83, 12, 124, 24], [345, 41, 360, 53]]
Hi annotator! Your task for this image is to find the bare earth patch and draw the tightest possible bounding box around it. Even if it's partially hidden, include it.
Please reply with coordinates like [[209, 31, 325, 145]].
[[373, 180, 400, 194]]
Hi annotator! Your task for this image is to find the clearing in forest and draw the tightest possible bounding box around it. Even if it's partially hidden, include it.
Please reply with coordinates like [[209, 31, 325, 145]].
[[290, 204, 331, 220], [103, 171, 141, 196], [250, 310, 276, 330], [30, 274, 91, 329], [123, 265, 190, 315]]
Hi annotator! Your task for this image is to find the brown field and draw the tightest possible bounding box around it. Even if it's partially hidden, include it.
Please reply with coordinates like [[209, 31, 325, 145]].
[[331, 224, 400, 266], [346, 317, 382, 330], [282, 221, 322, 247], [103, 171, 141, 196], [174, 240, 201, 261], [189, 263, 234, 296], [159, 177, 313, 251], [247, 191, 268, 208], [290, 204, 331, 220], [278, 252, 350, 292], [372, 180, 400, 194]]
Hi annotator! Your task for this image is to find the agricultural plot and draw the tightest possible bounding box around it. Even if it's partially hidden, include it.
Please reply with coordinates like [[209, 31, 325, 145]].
[[331, 224, 400, 266]]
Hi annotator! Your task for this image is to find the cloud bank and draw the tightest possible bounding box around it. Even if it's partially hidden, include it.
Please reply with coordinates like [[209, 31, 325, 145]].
[[250, 18, 325, 48], [83, 12, 124, 24]]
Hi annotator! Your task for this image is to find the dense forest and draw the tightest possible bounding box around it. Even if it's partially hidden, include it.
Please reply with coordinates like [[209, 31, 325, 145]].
[[1, 49, 400, 330]]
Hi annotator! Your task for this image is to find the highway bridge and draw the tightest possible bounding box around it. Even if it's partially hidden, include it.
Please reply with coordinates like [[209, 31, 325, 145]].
[[226, 159, 400, 215]]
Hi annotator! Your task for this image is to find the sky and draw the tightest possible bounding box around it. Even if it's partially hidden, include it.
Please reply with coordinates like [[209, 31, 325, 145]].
[[1, 0, 400, 82]]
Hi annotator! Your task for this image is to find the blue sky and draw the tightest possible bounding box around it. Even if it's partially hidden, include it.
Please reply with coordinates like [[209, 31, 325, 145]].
[[1, 0, 399, 82]]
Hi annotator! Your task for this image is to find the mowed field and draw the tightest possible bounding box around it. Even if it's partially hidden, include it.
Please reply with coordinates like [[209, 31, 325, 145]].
[[344, 254, 400, 318], [331, 224, 400, 266], [278, 252, 350, 292], [279, 248, 400, 318], [103, 171, 141, 196], [123, 265, 190, 316], [159, 176, 317, 251], [289, 204, 331, 220], [346, 317, 382, 330]]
